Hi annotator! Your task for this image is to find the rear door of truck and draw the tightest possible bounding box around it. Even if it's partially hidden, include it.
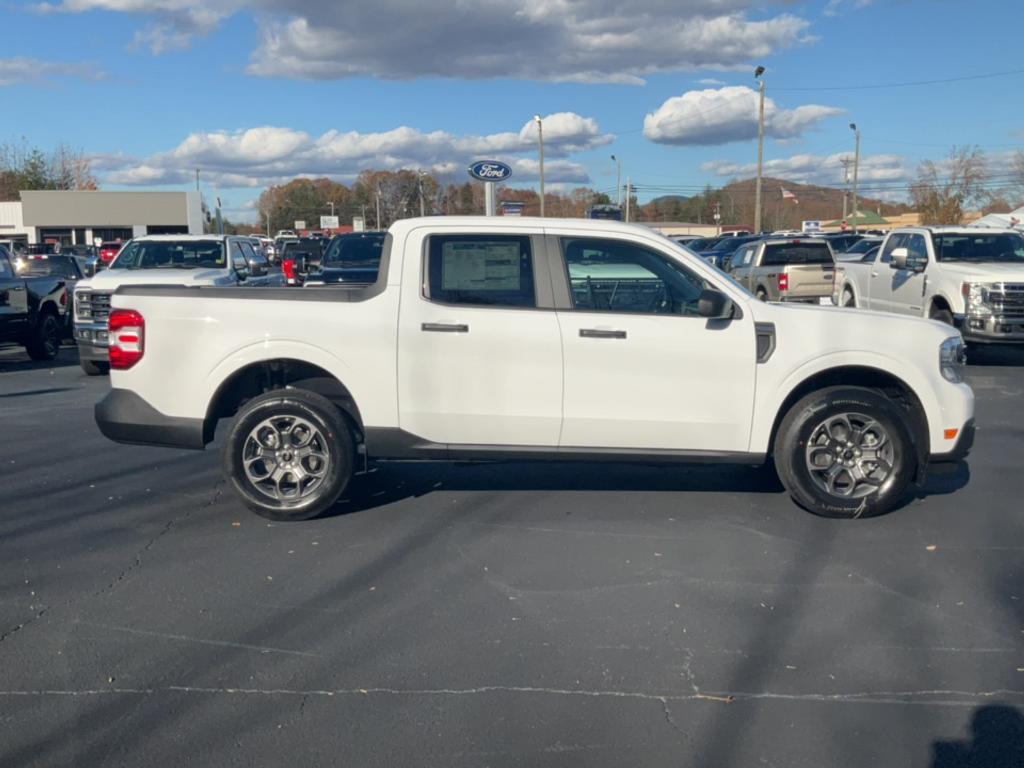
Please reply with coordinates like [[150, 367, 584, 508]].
[[763, 240, 835, 301]]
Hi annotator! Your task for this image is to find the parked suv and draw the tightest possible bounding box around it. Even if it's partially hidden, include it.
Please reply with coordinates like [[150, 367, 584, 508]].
[[729, 237, 836, 303]]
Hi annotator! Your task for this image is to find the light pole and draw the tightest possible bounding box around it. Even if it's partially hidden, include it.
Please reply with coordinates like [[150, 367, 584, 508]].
[[534, 115, 545, 217], [418, 172, 428, 217], [611, 154, 622, 206], [375, 187, 382, 230], [849, 123, 861, 234], [753, 65, 766, 234]]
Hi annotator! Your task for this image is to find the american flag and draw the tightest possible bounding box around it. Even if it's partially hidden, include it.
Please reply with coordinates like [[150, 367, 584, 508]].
[[781, 188, 798, 204]]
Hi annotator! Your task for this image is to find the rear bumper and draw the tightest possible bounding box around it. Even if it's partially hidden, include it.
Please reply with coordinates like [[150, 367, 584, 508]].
[[96, 389, 207, 449], [77, 341, 108, 362]]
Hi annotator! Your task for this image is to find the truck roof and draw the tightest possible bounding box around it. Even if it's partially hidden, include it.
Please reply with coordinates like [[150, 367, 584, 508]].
[[386, 216, 673, 238], [894, 226, 1020, 236], [128, 234, 238, 242]]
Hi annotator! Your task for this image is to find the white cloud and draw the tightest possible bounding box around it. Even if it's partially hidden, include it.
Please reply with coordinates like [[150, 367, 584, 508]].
[[0, 57, 105, 86], [36, 0, 813, 83], [644, 86, 843, 146], [102, 113, 609, 187], [696, 78, 727, 86]]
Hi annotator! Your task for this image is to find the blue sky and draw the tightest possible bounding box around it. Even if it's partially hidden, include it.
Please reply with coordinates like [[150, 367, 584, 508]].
[[2, 0, 1022, 220]]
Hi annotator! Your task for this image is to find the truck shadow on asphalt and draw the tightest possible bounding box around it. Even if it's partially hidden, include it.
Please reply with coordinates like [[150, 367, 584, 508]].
[[931, 705, 1024, 768], [966, 347, 1024, 367], [325, 458, 971, 519], [0, 345, 80, 374]]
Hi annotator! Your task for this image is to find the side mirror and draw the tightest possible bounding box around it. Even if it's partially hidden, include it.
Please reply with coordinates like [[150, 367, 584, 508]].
[[889, 247, 908, 270], [247, 259, 268, 278], [698, 288, 734, 319]]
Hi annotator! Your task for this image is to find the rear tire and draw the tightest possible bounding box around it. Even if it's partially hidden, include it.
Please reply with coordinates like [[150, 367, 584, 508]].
[[225, 388, 354, 521], [756, 288, 768, 302], [774, 387, 916, 518], [80, 359, 110, 376], [26, 314, 61, 361]]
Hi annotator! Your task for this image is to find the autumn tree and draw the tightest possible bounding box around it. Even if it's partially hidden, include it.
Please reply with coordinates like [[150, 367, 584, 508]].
[[0, 139, 97, 200], [910, 146, 988, 225]]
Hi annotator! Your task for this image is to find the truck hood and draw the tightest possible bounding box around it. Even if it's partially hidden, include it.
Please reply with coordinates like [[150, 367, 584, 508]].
[[750, 299, 956, 362], [930, 262, 1024, 283], [77, 268, 233, 292]]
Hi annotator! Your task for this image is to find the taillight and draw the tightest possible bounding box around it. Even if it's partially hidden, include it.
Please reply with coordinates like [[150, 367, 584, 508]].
[[60, 291, 67, 307], [108, 309, 144, 370], [778, 273, 789, 292], [282, 258, 296, 283]]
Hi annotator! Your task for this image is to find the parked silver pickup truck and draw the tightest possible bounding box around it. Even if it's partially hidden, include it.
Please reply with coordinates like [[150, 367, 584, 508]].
[[728, 237, 836, 303]]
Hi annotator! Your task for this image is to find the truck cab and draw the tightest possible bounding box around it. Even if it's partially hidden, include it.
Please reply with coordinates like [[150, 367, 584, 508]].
[[729, 237, 836, 303]]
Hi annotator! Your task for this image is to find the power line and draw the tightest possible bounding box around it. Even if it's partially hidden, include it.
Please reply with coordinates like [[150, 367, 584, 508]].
[[773, 67, 1024, 92]]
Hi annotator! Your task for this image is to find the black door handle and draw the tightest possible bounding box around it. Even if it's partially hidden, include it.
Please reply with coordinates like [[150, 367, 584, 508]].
[[580, 328, 627, 339], [422, 322, 469, 333]]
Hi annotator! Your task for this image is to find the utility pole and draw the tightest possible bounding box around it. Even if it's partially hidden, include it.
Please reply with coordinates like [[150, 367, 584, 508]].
[[714, 200, 722, 236], [850, 123, 861, 234], [611, 154, 622, 207], [534, 115, 545, 217], [265, 210, 271, 237], [418, 173, 426, 217], [753, 65, 766, 234], [624, 178, 631, 222], [195, 169, 200, 190], [840, 156, 852, 220], [375, 187, 382, 230]]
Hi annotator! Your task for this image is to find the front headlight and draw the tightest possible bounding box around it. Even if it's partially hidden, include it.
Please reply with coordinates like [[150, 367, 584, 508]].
[[939, 336, 966, 383], [964, 282, 992, 316]]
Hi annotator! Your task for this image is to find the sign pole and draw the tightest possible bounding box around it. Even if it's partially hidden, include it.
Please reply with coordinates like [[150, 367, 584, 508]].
[[485, 182, 496, 216], [467, 161, 513, 217]]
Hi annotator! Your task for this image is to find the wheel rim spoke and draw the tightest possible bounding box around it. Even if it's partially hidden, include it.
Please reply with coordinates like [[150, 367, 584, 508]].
[[805, 411, 896, 501], [242, 415, 331, 504]]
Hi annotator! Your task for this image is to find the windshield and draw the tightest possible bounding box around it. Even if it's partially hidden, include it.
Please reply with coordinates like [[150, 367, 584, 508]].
[[323, 235, 385, 265], [112, 240, 226, 270], [846, 238, 881, 254], [933, 233, 1024, 263]]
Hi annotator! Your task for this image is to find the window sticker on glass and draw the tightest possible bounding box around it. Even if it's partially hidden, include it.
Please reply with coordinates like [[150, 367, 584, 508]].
[[441, 241, 522, 291]]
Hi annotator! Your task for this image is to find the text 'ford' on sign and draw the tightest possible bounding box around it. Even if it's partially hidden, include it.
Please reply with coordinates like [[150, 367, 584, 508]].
[[468, 161, 513, 182]]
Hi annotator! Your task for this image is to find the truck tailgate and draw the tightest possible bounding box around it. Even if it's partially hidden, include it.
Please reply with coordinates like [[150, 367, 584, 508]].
[[784, 263, 835, 298]]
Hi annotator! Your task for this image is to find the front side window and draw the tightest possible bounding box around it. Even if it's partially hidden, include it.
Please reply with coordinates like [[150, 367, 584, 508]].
[[230, 242, 248, 273], [879, 233, 907, 264], [906, 234, 928, 265], [0, 252, 13, 279], [426, 235, 535, 308], [562, 237, 708, 316]]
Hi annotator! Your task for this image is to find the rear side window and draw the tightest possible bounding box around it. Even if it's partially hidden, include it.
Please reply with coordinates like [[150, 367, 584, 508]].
[[426, 235, 535, 308], [761, 243, 833, 266]]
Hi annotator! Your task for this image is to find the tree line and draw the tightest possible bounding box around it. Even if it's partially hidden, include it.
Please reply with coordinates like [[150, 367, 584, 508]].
[[0, 139, 97, 201]]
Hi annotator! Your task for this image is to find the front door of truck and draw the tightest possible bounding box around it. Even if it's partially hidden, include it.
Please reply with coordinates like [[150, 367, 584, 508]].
[[0, 250, 29, 339], [551, 234, 757, 452], [397, 230, 563, 447]]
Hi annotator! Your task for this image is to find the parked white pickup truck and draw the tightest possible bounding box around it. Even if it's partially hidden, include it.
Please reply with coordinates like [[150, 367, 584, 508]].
[[833, 227, 1024, 344], [75, 235, 282, 375], [95, 218, 974, 521]]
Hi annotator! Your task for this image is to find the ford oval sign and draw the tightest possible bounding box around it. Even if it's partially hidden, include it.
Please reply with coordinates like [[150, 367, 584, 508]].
[[468, 161, 513, 182]]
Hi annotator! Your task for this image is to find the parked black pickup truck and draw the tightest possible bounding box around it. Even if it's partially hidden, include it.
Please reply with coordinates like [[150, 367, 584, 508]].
[[0, 245, 68, 361]]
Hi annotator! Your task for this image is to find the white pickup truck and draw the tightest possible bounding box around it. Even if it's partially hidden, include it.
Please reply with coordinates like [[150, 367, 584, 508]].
[[833, 227, 1024, 344], [95, 218, 974, 521], [75, 235, 282, 375]]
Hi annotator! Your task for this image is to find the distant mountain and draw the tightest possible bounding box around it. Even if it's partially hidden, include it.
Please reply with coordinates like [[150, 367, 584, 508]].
[[639, 176, 911, 229]]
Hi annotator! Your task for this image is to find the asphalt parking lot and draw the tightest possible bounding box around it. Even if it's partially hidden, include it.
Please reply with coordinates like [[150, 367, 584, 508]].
[[1, 344, 1023, 767]]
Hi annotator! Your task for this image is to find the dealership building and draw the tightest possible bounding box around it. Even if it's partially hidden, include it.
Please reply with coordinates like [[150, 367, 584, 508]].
[[0, 190, 203, 247]]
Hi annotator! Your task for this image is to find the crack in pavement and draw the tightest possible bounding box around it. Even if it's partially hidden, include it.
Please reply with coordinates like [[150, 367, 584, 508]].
[[1, 685, 1022, 709], [0, 481, 223, 646]]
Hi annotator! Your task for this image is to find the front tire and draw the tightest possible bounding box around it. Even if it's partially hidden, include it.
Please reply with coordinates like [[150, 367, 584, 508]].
[[930, 307, 954, 326], [842, 289, 856, 308], [80, 359, 110, 376], [225, 389, 354, 521], [774, 387, 916, 518], [26, 314, 61, 361]]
